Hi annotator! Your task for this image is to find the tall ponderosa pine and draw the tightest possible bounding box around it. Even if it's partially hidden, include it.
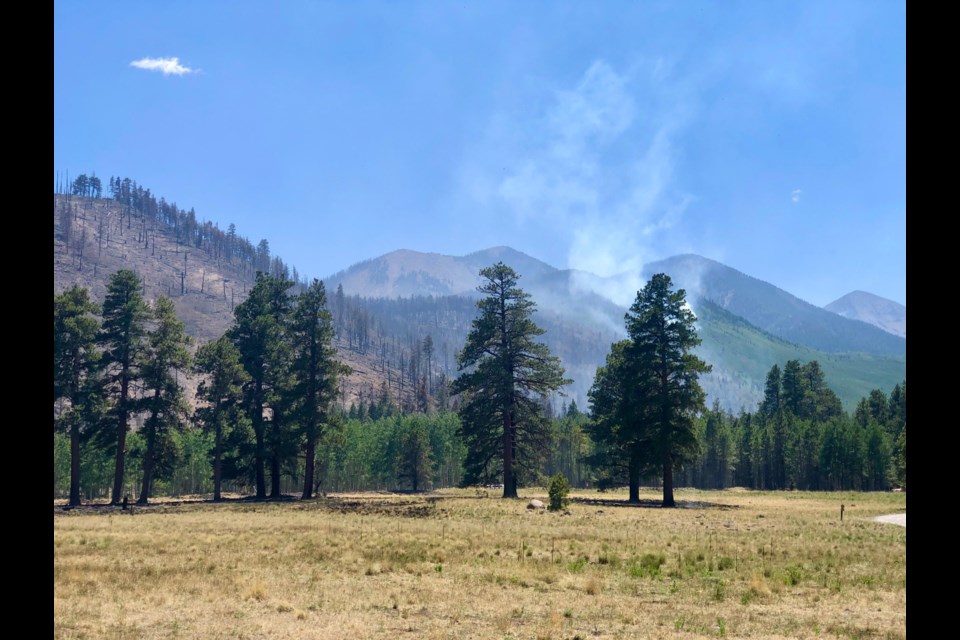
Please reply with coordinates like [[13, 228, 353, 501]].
[[622, 273, 711, 508], [54, 285, 101, 507], [99, 269, 151, 505], [290, 279, 349, 499], [194, 336, 250, 501], [452, 262, 570, 498], [137, 296, 192, 504], [228, 272, 294, 499]]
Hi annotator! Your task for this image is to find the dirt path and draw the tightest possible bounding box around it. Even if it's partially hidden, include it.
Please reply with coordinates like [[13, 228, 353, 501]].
[[873, 512, 906, 527]]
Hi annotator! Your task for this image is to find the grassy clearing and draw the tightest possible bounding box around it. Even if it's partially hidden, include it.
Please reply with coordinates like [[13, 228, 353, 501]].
[[54, 488, 906, 639]]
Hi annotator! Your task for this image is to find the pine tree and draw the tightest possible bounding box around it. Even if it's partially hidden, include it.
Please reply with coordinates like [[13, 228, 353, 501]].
[[760, 364, 781, 417], [137, 297, 192, 504], [587, 340, 651, 502], [289, 279, 349, 499], [781, 359, 804, 416], [621, 273, 711, 507], [452, 262, 570, 498], [398, 417, 433, 492], [98, 270, 151, 505], [54, 286, 101, 507], [194, 336, 251, 501], [228, 272, 294, 499]]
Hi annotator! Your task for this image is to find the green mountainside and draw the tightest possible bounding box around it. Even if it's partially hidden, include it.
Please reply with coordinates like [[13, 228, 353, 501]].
[[693, 300, 905, 412], [645, 254, 906, 356]]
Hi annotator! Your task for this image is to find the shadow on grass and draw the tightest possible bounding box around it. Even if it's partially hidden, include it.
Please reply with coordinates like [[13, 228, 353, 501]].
[[55, 490, 740, 516], [569, 496, 740, 511], [53, 493, 303, 515]]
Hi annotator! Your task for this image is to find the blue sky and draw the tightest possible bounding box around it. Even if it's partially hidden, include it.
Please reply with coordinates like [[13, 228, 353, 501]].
[[54, 1, 905, 307]]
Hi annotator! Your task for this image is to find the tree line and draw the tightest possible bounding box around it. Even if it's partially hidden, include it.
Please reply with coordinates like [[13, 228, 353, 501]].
[[55, 177, 474, 416], [56, 173, 296, 287], [678, 366, 906, 491], [55, 263, 906, 506], [54, 268, 347, 506]]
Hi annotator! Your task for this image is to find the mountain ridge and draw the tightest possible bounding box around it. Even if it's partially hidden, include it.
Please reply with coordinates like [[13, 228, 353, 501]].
[[643, 254, 906, 357], [54, 189, 905, 414], [825, 290, 906, 338]]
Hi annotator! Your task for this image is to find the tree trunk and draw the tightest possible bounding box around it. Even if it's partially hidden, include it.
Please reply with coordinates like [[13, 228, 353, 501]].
[[502, 420, 518, 499], [213, 424, 223, 502], [110, 373, 130, 505], [254, 407, 266, 499], [255, 444, 266, 497], [69, 419, 81, 507], [302, 439, 315, 500], [628, 454, 641, 504], [270, 455, 281, 498], [138, 396, 161, 505], [662, 457, 676, 508], [138, 452, 154, 505]]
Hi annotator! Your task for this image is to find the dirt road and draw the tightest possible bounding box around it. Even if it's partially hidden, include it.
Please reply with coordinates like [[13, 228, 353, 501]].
[[873, 513, 906, 527]]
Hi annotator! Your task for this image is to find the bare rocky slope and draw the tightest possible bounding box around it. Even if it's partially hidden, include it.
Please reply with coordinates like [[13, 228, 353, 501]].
[[53, 194, 411, 410]]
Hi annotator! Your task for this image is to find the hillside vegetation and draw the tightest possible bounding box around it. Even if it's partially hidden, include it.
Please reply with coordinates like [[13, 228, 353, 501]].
[[55, 183, 905, 413]]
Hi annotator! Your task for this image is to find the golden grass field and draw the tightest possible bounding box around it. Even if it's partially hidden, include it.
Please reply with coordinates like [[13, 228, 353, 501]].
[[53, 488, 906, 639]]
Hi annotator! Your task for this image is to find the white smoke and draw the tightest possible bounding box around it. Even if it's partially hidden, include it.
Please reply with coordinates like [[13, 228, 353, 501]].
[[492, 60, 696, 308]]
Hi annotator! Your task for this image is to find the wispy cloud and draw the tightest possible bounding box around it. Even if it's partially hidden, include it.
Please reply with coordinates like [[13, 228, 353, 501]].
[[791, 189, 802, 204], [130, 57, 194, 76]]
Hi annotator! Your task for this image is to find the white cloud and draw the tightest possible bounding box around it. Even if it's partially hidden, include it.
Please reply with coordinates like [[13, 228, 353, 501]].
[[791, 189, 802, 204], [130, 57, 194, 76]]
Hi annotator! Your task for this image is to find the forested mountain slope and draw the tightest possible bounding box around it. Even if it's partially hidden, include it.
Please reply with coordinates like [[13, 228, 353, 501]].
[[55, 182, 905, 414], [644, 255, 906, 356], [328, 248, 906, 412]]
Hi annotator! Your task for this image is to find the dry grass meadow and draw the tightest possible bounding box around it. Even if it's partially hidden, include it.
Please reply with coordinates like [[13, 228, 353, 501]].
[[53, 488, 906, 639]]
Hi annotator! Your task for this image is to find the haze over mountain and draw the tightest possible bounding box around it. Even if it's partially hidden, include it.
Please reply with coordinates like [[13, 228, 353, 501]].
[[54, 189, 905, 415], [642, 255, 906, 357], [825, 291, 906, 338], [326, 246, 558, 299], [325, 246, 906, 411]]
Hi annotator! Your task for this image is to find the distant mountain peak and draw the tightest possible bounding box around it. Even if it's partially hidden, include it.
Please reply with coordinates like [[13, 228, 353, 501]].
[[825, 291, 906, 338], [644, 255, 906, 356]]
